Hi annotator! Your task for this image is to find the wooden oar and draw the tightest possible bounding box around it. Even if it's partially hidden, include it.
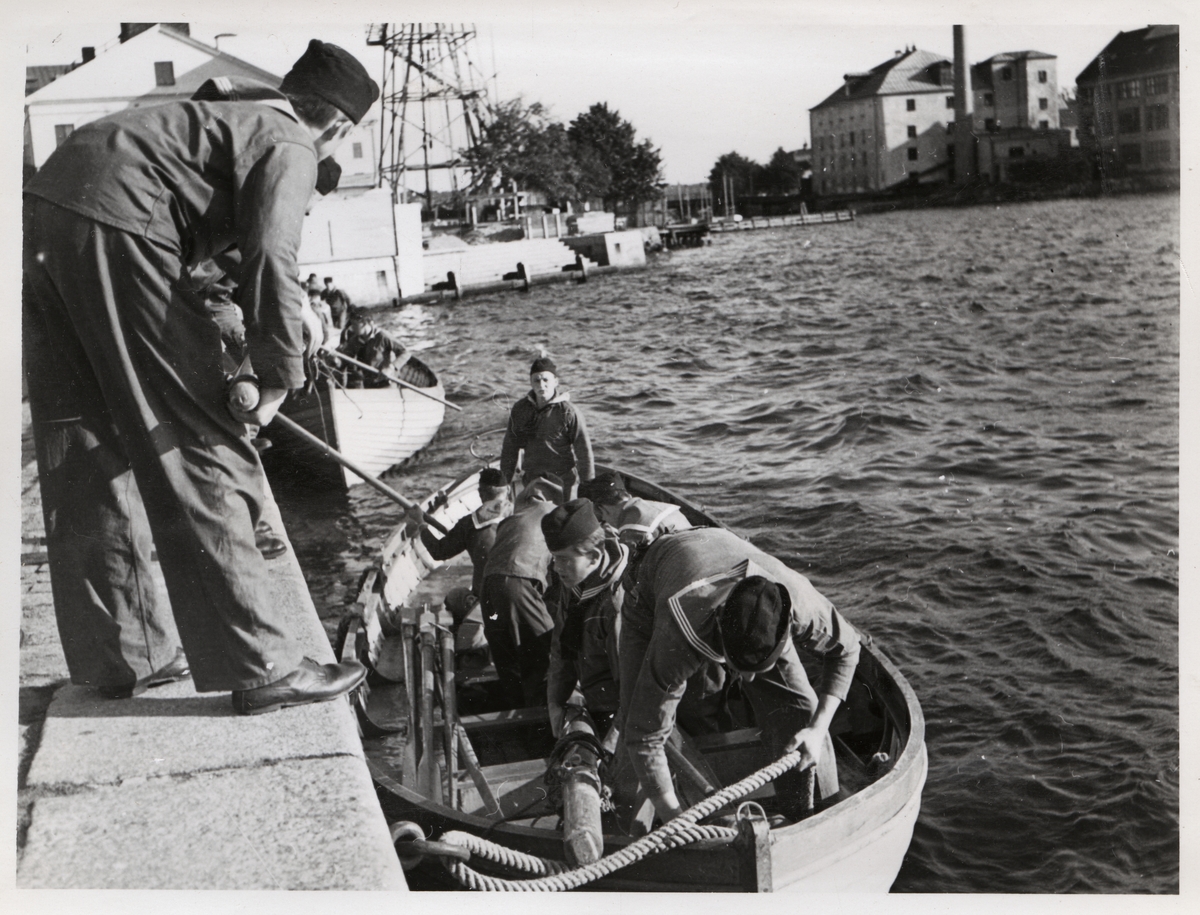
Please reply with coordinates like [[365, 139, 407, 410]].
[[319, 346, 462, 412], [271, 412, 448, 534]]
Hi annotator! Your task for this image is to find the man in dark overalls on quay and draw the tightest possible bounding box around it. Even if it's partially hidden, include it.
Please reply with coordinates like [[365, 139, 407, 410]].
[[22, 40, 378, 713]]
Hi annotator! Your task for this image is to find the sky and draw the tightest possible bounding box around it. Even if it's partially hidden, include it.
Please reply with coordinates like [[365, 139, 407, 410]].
[[18, 0, 1182, 183]]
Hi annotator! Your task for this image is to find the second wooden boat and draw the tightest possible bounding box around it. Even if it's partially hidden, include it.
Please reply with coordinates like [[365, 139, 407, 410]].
[[261, 353, 445, 491]]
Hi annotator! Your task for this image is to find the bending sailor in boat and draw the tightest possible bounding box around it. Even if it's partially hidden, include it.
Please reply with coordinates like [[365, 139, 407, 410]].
[[621, 527, 861, 823], [541, 499, 626, 745], [479, 473, 564, 707], [500, 356, 595, 500]]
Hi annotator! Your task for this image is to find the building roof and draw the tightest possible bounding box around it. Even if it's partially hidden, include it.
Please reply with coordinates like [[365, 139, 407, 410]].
[[25, 24, 280, 104], [810, 48, 952, 111], [979, 50, 1057, 63], [1076, 25, 1179, 84], [25, 64, 75, 96], [970, 51, 1057, 90]]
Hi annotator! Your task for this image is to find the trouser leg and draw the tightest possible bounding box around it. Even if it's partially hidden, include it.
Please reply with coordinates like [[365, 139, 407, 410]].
[[24, 201, 301, 691], [518, 627, 552, 706], [480, 575, 524, 706], [23, 256, 179, 689], [744, 642, 840, 812]]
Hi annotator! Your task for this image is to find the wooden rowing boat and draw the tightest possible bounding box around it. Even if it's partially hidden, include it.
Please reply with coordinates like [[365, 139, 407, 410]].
[[261, 353, 445, 491], [340, 465, 926, 891]]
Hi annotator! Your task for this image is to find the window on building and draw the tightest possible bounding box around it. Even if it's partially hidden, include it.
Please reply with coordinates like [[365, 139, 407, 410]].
[[1115, 79, 1140, 99], [1117, 108, 1141, 134], [907, 147, 919, 161], [1078, 86, 1094, 105], [352, 142, 363, 159], [947, 143, 955, 159], [1038, 70, 1048, 83], [1039, 120, 1049, 129], [1038, 97, 1049, 110], [54, 124, 74, 147], [1145, 140, 1172, 164], [1146, 104, 1170, 131], [1001, 67, 1012, 81], [985, 118, 996, 131], [1119, 143, 1142, 165], [983, 92, 994, 106], [154, 61, 175, 86], [907, 125, 917, 138], [1146, 74, 1170, 95], [849, 131, 855, 146], [946, 95, 955, 108], [906, 98, 916, 111], [1009, 146, 1025, 158], [850, 153, 856, 167]]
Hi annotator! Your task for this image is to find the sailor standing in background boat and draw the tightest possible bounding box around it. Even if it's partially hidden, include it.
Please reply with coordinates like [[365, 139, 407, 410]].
[[321, 276, 352, 330], [22, 40, 378, 712], [620, 528, 861, 823], [500, 356, 595, 500]]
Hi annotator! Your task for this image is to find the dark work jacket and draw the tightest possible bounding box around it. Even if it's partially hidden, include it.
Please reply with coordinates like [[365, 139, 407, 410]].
[[546, 537, 628, 715], [482, 501, 556, 586], [499, 391, 595, 485], [419, 510, 502, 596], [24, 78, 316, 390]]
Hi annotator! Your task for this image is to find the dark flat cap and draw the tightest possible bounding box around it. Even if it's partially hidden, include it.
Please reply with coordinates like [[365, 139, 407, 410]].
[[530, 356, 557, 376], [541, 499, 601, 552], [578, 471, 627, 505], [280, 39, 380, 124], [719, 576, 789, 671]]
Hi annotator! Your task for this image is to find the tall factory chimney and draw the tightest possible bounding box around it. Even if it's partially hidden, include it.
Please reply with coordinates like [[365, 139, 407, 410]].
[[952, 25, 976, 185]]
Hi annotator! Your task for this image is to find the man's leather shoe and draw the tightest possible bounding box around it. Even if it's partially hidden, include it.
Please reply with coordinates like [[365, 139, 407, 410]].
[[255, 519, 288, 560], [231, 658, 367, 715], [100, 648, 191, 699]]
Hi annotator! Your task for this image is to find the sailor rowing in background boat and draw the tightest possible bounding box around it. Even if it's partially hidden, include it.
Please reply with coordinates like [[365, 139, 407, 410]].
[[500, 356, 595, 500], [336, 308, 408, 387], [620, 527, 862, 824]]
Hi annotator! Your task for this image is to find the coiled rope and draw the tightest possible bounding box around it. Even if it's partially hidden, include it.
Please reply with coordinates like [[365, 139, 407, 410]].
[[427, 749, 808, 891]]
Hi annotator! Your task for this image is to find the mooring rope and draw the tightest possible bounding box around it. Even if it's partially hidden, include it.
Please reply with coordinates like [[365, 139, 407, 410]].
[[426, 749, 809, 891]]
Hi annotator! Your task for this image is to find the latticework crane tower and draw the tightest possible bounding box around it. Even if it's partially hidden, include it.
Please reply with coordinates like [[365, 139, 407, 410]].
[[367, 23, 493, 206]]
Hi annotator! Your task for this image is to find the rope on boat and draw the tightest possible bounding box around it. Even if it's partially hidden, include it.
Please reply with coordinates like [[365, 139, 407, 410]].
[[428, 749, 809, 891]]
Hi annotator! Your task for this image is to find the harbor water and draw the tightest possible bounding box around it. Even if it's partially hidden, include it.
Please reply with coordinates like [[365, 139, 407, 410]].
[[277, 193, 1179, 893]]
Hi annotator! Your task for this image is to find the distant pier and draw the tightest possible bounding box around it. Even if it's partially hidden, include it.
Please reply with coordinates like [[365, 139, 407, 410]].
[[708, 210, 854, 233]]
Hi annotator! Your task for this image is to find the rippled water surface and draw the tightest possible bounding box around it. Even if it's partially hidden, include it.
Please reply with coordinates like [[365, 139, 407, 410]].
[[278, 194, 1179, 893]]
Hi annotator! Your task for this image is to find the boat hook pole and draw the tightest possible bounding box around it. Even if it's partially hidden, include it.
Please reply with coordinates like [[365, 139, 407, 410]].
[[318, 346, 462, 412], [270, 413, 449, 534]]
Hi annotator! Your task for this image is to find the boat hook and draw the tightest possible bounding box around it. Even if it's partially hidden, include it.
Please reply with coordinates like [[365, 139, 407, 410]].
[[270, 413, 449, 534]]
